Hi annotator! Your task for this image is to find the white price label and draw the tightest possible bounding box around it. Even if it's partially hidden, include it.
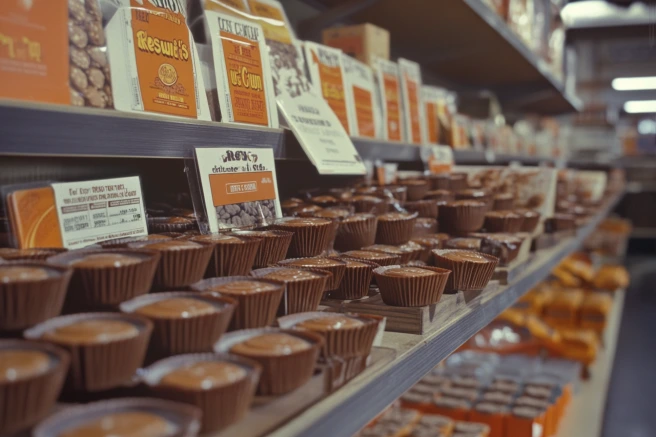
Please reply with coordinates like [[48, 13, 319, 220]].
[[428, 145, 454, 174], [51, 177, 148, 249]]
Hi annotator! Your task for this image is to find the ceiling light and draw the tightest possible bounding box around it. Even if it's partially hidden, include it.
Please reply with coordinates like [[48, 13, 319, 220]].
[[638, 119, 656, 135], [624, 100, 656, 114], [612, 76, 656, 91]]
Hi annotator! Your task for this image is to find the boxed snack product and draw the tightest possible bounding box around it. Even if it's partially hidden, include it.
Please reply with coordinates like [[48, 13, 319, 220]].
[[342, 54, 381, 138], [398, 58, 426, 145], [422, 86, 445, 145], [322, 23, 390, 67], [104, 0, 211, 119], [374, 58, 404, 142]]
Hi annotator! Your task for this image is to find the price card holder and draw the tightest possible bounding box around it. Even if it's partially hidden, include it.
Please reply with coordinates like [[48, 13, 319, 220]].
[[3, 177, 148, 249], [187, 146, 282, 234], [428, 145, 454, 174]]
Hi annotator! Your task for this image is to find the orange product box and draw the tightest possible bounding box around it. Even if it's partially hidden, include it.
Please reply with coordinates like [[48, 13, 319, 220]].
[[6, 186, 64, 249], [468, 404, 508, 437], [507, 407, 546, 437], [322, 23, 390, 67], [543, 289, 585, 329], [580, 292, 612, 333], [428, 397, 471, 421]]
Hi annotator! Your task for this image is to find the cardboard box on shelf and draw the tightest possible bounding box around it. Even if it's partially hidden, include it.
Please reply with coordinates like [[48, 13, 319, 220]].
[[322, 23, 390, 67]]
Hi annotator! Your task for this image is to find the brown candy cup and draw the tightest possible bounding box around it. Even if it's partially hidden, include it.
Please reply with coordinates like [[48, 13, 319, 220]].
[[296, 313, 381, 359], [278, 257, 346, 291], [334, 214, 378, 252], [493, 196, 515, 211], [363, 245, 412, 264], [518, 211, 541, 233], [202, 237, 262, 277], [0, 340, 69, 435], [375, 213, 418, 245], [328, 257, 378, 300], [148, 217, 198, 233], [404, 200, 438, 218], [484, 214, 524, 233], [373, 265, 450, 307], [0, 248, 66, 261], [425, 189, 455, 202], [47, 249, 160, 311], [449, 173, 469, 191], [428, 174, 451, 190], [119, 292, 236, 357], [342, 251, 401, 267], [439, 202, 487, 234], [432, 250, 499, 292], [24, 313, 153, 392], [144, 353, 260, 432], [251, 230, 294, 268], [271, 220, 332, 258], [144, 243, 213, 289], [400, 181, 429, 201], [350, 197, 388, 215], [413, 218, 439, 237], [32, 397, 201, 437], [0, 262, 72, 332], [250, 268, 331, 315], [191, 276, 284, 330]]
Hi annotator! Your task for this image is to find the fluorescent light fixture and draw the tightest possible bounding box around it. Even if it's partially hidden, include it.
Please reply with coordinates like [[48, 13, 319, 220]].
[[624, 100, 656, 114], [612, 76, 656, 91], [638, 119, 656, 135]]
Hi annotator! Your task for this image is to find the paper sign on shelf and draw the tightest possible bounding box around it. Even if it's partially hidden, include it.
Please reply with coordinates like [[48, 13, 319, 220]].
[[428, 145, 454, 174], [342, 54, 379, 139], [194, 147, 282, 233], [51, 177, 148, 250], [399, 58, 426, 145], [422, 86, 444, 145], [374, 58, 403, 142]]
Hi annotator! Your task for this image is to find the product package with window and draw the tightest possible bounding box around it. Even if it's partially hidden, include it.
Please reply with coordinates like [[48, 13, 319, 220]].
[[342, 54, 381, 139], [374, 58, 404, 142], [399, 58, 426, 145]]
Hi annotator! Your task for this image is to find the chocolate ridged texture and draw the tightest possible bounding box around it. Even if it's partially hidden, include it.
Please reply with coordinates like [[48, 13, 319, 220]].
[[250, 268, 331, 315], [439, 202, 487, 235], [403, 200, 438, 218], [342, 251, 401, 267], [204, 237, 262, 277], [363, 246, 412, 264], [249, 230, 293, 268], [303, 314, 381, 359], [277, 258, 346, 291], [493, 197, 515, 211], [147, 218, 198, 233], [191, 276, 284, 330], [328, 257, 379, 300], [150, 243, 213, 289], [432, 250, 499, 292], [0, 248, 66, 261], [448, 173, 469, 191], [519, 213, 541, 233], [48, 249, 160, 311], [24, 313, 152, 392], [413, 218, 439, 237], [0, 341, 69, 435], [350, 198, 388, 215], [484, 214, 525, 233], [373, 265, 451, 307], [334, 215, 378, 252], [0, 262, 72, 332], [400, 181, 429, 201], [271, 220, 332, 258], [120, 293, 236, 358], [427, 174, 451, 190], [479, 237, 521, 266], [375, 213, 418, 245], [144, 353, 260, 432]]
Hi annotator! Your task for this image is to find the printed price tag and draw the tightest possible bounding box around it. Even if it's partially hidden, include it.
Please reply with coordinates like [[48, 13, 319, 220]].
[[195, 147, 282, 232], [51, 177, 148, 249], [428, 145, 453, 174]]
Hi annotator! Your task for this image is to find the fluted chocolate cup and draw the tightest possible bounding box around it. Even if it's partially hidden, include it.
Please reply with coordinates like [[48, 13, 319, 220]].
[[271, 217, 333, 257], [412, 234, 450, 262], [215, 328, 323, 395], [349, 195, 389, 215], [545, 213, 576, 232], [278, 257, 346, 291], [493, 193, 515, 211], [0, 340, 69, 435], [378, 185, 408, 202], [0, 247, 66, 261], [413, 218, 439, 237], [403, 199, 439, 218], [439, 200, 487, 235], [334, 213, 378, 252], [327, 257, 379, 300], [148, 216, 198, 233], [424, 189, 455, 202], [24, 312, 153, 392], [341, 250, 401, 266], [47, 249, 159, 311], [231, 229, 294, 268], [516, 209, 541, 233], [278, 312, 382, 359], [449, 173, 469, 191], [478, 234, 522, 266], [250, 268, 331, 315], [399, 180, 429, 201], [97, 234, 173, 249], [189, 234, 261, 277], [120, 292, 237, 357], [143, 353, 261, 432], [432, 249, 499, 292], [0, 262, 72, 332], [32, 397, 201, 437], [375, 212, 418, 245], [191, 276, 284, 330], [484, 211, 525, 233], [373, 265, 451, 307], [362, 244, 412, 264], [428, 173, 451, 190]]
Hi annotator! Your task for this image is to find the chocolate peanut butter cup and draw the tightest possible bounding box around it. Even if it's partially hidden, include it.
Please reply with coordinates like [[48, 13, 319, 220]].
[[342, 250, 400, 266], [334, 213, 378, 252], [128, 239, 213, 290], [310, 195, 340, 208], [412, 233, 450, 262], [484, 210, 524, 233], [98, 234, 172, 249], [375, 212, 418, 245], [0, 262, 72, 332], [377, 185, 408, 202], [544, 213, 576, 232], [271, 217, 333, 257], [148, 216, 198, 233], [413, 217, 439, 237], [0, 340, 69, 435], [478, 234, 522, 266], [314, 209, 351, 251], [373, 265, 451, 307], [448, 173, 469, 191], [350, 195, 389, 215], [281, 199, 304, 216], [439, 200, 487, 235], [362, 244, 412, 264], [120, 292, 236, 358], [427, 173, 451, 190], [24, 312, 152, 392], [432, 249, 499, 292], [189, 234, 261, 277], [215, 328, 323, 395], [493, 193, 515, 211], [191, 277, 284, 330], [327, 257, 379, 300], [445, 237, 482, 251], [291, 204, 323, 217], [403, 199, 439, 218], [48, 249, 159, 311], [279, 312, 381, 359], [515, 209, 541, 233], [278, 257, 346, 291], [32, 398, 201, 437], [456, 188, 493, 211], [231, 229, 294, 268], [250, 268, 331, 315], [398, 179, 429, 201], [144, 353, 260, 432], [425, 189, 455, 203], [0, 247, 66, 261]]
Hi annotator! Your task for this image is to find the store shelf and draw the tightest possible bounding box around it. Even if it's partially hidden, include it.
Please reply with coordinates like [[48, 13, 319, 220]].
[[555, 290, 626, 437], [267, 191, 624, 437], [351, 138, 424, 162]]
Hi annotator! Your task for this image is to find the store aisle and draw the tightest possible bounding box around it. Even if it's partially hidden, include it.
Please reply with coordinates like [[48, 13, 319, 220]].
[[602, 258, 656, 437]]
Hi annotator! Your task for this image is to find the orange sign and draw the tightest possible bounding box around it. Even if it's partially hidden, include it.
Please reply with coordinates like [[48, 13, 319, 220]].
[[130, 1, 198, 118], [247, 0, 292, 44], [6, 186, 63, 249], [353, 86, 375, 138], [209, 171, 276, 206], [220, 31, 268, 125], [425, 101, 438, 144], [383, 73, 402, 141], [311, 49, 349, 134], [405, 74, 422, 143], [0, 0, 69, 104], [204, 0, 250, 15]]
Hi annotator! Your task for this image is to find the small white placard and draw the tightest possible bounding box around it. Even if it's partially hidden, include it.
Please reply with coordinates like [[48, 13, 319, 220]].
[[429, 145, 454, 173], [51, 177, 148, 249]]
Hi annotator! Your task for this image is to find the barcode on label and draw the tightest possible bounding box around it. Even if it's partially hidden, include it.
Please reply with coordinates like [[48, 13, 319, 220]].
[[224, 93, 233, 121], [131, 76, 142, 109]]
